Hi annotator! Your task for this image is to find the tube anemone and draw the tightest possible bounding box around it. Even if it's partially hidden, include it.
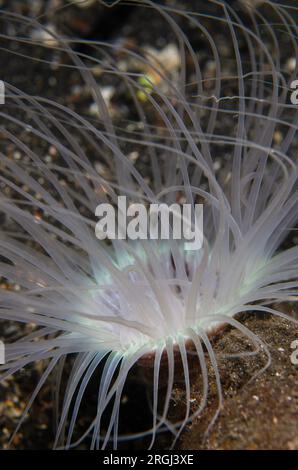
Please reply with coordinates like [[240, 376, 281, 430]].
[[0, 0, 297, 450]]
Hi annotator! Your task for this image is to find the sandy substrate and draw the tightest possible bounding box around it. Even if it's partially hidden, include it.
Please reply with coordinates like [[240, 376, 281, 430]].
[[179, 312, 298, 450]]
